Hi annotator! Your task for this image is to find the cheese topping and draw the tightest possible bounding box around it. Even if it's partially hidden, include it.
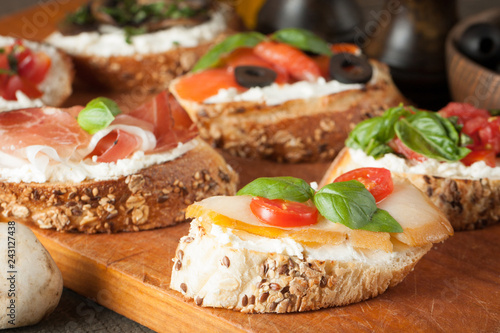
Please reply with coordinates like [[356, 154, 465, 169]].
[[349, 148, 500, 180], [0, 138, 199, 183], [45, 11, 227, 57]]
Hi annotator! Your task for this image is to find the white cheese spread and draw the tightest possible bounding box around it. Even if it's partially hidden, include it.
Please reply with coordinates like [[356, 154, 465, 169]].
[[204, 65, 379, 106], [208, 223, 395, 264], [0, 91, 43, 112], [0, 138, 198, 183], [45, 11, 227, 57], [349, 148, 500, 180]]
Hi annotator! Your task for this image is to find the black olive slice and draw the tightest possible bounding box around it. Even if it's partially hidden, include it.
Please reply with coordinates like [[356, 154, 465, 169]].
[[457, 23, 500, 70], [234, 66, 277, 88], [329, 53, 373, 84]]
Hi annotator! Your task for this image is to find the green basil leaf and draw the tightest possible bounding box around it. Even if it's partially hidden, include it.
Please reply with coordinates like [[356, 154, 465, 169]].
[[314, 180, 376, 229], [395, 112, 470, 161], [0, 68, 15, 75], [237, 177, 314, 202], [489, 109, 500, 116], [270, 28, 332, 56], [192, 32, 267, 72], [77, 97, 122, 134], [360, 208, 403, 233], [7, 53, 18, 73], [346, 105, 410, 158]]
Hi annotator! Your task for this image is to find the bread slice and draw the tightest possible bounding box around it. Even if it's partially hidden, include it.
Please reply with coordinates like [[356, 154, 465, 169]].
[[321, 147, 500, 231], [0, 36, 73, 111], [171, 218, 431, 313], [170, 60, 408, 163], [45, 6, 238, 92], [170, 178, 452, 313], [0, 138, 238, 233]]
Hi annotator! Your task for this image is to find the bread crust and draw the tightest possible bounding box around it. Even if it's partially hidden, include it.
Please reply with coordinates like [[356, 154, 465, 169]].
[[0, 139, 238, 233], [322, 147, 500, 231], [170, 220, 431, 313], [170, 61, 408, 163]]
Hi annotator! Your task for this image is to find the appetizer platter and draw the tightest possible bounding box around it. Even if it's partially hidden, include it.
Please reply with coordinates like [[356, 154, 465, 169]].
[[0, 1, 500, 332]]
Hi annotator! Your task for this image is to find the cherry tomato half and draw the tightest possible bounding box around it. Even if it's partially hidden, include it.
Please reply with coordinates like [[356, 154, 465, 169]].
[[250, 197, 319, 227], [334, 167, 393, 203], [461, 150, 496, 167]]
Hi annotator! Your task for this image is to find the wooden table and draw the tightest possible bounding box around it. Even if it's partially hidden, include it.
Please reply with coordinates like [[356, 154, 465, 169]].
[[1, 1, 500, 332]]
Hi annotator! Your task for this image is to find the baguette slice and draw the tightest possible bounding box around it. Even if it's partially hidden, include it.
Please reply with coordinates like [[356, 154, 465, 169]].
[[0, 36, 73, 111], [321, 147, 500, 231], [0, 138, 238, 233], [170, 60, 408, 163], [45, 5, 239, 92], [171, 179, 452, 313]]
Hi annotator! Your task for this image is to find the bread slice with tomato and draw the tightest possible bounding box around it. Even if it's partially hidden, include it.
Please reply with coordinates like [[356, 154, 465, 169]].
[[321, 103, 500, 231], [0, 36, 73, 112], [45, 0, 239, 92], [169, 29, 408, 163], [170, 171, 452, 313], [0, 92, 237, 233]]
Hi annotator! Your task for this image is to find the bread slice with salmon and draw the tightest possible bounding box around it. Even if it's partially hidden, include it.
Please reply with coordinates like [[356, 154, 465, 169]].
[[0, 36, 73, 112], [321, 103, 500, 231], [169, 29, 408, 163], [0, 92, 237, 233], [170, 172, 452, 313], [45, 0, 238, 92]]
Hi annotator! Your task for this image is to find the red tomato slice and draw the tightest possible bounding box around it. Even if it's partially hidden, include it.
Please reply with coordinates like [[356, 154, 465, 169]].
[[254, 41, 321, 82], [331, 43, 360, 54], [91, 129, 139, 163], [389, 137, 427, 162], [18, 51, 51, 84], [175, 68, 243, 102], [2, 76, 42, 100], [334, 167, 393, 203], [461, 150, 496, 167], [224, 47, 289, 84], [250, 197, 319, 227]]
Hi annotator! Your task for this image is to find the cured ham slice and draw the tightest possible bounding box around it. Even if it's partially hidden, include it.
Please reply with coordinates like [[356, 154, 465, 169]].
[[0, 91, 198, 169], [0, 106, 88, 164]]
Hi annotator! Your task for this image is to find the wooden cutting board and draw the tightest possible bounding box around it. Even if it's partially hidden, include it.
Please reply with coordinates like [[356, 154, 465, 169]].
[[1, 3, 500, 332]]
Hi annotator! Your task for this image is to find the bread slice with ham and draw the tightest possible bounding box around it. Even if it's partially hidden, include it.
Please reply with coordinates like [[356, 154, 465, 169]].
[[0, 92, 237, 233], [170, 175, 452, 313], [0, 36, 73, 112]]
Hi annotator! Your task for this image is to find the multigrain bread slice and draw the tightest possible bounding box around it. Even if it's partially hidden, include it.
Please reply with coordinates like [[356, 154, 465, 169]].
[[0, 36, 73, 111], [321, 147, 500, 231], [45, 5, 239, 93], [170, 60, 407, 163], [171, 218, 431, 313], [0, 138, 238, 233]]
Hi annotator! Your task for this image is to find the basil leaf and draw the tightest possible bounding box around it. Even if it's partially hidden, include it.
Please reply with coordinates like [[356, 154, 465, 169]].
[[395, 112, 470, 161], [192, 32, 266, 72], [237, 177, 314, 202], [271, 28, 332, 56], [489, 109, 500, 116], [314, 180, 376, 229], [7, 53, 18, 73], [346, 105, 410, 158], [77, 97, 122, 134], [360, 209, 403, 233]]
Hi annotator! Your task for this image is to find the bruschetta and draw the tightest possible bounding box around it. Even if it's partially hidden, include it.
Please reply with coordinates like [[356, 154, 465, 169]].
[[45, 0, 238, 92], [0, 36, 73, 112], [0, 91, 237, 233], [171, 171, 452, 312], [321, 103, 500, 231], [169, 28, 407, 163]]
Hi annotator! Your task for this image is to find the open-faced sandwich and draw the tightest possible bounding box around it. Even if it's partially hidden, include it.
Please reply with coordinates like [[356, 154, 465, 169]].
[[169, 28, 407, 163], [45, 0, 238, 92], [0, 36, 73, 112], [0, 91, 237, 233], [171, 171, 452, 313], [321, 102, 500, 231]]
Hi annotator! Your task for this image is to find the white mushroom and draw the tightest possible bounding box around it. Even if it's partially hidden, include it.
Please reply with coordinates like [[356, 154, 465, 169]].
[[0, 221, 63, 329]]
